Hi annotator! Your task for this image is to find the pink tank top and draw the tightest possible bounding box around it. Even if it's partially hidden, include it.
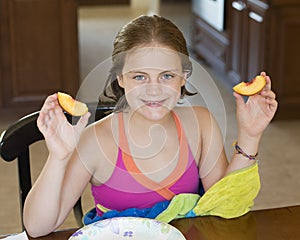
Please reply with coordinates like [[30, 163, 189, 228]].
[[91, 112, 199, 215]]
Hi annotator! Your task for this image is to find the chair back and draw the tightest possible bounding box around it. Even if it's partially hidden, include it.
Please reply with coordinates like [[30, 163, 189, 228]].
[[0, 102, 114, 229]]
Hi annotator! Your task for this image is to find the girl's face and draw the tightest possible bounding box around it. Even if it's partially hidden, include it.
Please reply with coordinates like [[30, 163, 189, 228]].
[[117, 46, 186, 121]]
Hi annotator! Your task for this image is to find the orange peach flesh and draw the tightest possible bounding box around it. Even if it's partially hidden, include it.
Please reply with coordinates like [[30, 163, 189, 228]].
[[233, 76, 266, 96], [57, 92, 88, 116]]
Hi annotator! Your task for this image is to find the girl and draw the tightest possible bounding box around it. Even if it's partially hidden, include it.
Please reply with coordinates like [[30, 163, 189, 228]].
[[23, 15, 277, 237]]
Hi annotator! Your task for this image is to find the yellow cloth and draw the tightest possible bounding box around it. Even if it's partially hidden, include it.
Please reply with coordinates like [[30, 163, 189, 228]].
[[156, 163, 260, 222], [193, 162, 260, 219]]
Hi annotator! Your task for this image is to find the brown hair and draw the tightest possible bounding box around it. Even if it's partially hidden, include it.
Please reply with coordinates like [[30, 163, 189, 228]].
[[99, 15, 194, 111]]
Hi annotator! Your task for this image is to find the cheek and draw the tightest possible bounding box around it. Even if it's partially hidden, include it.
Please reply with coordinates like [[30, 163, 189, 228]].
[[124, 85, 143, 102], [167, 82, 183, 96]]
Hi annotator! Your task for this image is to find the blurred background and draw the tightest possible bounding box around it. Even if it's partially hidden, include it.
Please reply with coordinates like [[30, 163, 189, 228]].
[[1, 0, 300, 235]]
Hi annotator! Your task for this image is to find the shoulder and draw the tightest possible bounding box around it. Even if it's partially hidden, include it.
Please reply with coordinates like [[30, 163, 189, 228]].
[[174, 105, 210, 116], [76, 113, 118, 174], [173, 106, 213, 162], [83, 111, 121, 137], [174, 105, 213, 130]]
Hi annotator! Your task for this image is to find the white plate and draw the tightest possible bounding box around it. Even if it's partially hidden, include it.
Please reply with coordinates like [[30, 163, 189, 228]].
[[69, 217, 186, 240]]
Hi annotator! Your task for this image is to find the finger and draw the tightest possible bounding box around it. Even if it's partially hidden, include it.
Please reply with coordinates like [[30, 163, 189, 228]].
[[265, 98, 278, 113], [233, 91, 245, 109], [260, 71, 272, 78], [41, 94, 58, 113], [47, 109, 59, 131], [264, 96, 278, 105], [75, 112, 91, 132], [48, 108, 56, 121], [271, 99, 278, 112], [37, 111, 53, 135], [261, 90, 276, 99], [37, 111, 47, 130], [54, 104, 67, 122], [260, 71, 266, 77], [261, 73, 271, 91], [38, 110, 51, 127], [43, 93, 57, 106], [40, 101, 55, 113]]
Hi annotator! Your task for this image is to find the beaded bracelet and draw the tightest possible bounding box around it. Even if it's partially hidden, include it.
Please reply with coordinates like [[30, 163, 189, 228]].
[[233, 141, 258, 160]]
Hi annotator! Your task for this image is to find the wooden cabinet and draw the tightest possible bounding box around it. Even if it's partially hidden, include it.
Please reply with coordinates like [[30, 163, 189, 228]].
[[228, 0, 300, 119], [267, 2, 300, 119], [77, 0, 129, 6], [192, 14, 229, 72], [191, 1, 230, 72], [0, 0, 79, 115], [246, 2, 268, 81], [228, 0, 269, 84], [192, 0, 300, 119], [227, 0, 248, 83]]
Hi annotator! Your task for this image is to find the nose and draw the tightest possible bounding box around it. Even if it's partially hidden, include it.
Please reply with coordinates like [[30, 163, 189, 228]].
[[145, 83, 162, 96]]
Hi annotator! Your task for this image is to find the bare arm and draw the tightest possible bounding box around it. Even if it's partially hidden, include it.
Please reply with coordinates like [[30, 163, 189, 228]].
[[196, 107, 228, 191], [199, 72, 277, 191], [226, 72, 277, 173], [23, 94, 91, 237]]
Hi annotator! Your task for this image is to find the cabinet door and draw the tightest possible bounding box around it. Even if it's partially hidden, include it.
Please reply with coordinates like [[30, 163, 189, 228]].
[[0, 0, 79, 112], [245, 2, 268, 81], [268, 6, 300, 119], [228, 0, 248, 84]]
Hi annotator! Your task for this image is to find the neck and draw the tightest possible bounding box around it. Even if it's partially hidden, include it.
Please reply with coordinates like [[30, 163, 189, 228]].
[[125, 108, 174, 130], [121, 110, 178, 159]]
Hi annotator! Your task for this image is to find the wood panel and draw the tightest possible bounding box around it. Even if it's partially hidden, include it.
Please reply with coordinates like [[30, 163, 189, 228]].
[[193, 0, 300, 119], [192, 15, 229, 72], [268, 6, 300, 119], [77, 0, 129, 6], [246, 1, 268, 81], [227, 0, 248, 84], [0, 0, 79, 113]]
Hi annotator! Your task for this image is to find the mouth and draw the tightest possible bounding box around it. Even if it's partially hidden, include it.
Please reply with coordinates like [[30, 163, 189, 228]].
[[141, 99, 166, 107]]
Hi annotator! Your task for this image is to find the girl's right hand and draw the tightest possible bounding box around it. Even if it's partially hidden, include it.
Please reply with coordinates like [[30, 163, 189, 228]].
[[37, 93, 90, 160]]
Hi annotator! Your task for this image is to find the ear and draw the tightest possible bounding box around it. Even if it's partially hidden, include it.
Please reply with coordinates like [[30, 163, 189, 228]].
[[180, 74, 187, 87], [183, 71, 189, 79], [117, 75, 124, 88]]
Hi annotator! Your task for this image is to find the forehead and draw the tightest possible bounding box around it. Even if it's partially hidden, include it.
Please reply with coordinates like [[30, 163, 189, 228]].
[[122, 47, 182, 73]]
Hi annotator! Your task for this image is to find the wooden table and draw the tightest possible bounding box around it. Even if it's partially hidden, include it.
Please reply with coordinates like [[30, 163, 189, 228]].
[[27, 205, 300, 240]]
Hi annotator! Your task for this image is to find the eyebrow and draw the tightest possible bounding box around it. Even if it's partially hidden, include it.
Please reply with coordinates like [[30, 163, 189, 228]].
[[126, 69, 181, 74], [126, 70, 148, 75]]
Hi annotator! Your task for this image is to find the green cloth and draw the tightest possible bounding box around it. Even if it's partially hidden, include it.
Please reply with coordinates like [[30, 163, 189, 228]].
[[156, 163, 260, 222], [156, 193, 200, 222]]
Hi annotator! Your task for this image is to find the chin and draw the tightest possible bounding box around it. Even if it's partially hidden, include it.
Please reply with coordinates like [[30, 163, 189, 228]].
[[139, 106, 172, 122]]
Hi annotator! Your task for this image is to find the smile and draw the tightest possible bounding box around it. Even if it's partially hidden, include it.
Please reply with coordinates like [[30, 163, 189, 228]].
[[142, 99, 166, 107]]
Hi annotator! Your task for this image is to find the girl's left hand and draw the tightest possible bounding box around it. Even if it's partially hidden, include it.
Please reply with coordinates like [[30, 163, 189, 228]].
[[233, 72, 278, 138]]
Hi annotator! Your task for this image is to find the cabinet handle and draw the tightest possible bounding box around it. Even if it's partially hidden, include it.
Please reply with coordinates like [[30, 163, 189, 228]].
[[249, 11, 263, 23], [232, 1, 246, 11]]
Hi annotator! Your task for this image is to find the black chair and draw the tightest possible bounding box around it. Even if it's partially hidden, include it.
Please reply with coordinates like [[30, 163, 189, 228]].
[[0, 102, 114, 230]]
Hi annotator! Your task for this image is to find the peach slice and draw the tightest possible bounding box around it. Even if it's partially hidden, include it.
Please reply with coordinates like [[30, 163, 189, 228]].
[[57, 92, 88, 116], [233, 76, 266, 96]]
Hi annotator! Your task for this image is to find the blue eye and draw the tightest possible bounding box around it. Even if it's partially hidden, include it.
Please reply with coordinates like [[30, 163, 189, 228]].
[[133, 75, 146, 81], [161, 73, 174, 80]]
